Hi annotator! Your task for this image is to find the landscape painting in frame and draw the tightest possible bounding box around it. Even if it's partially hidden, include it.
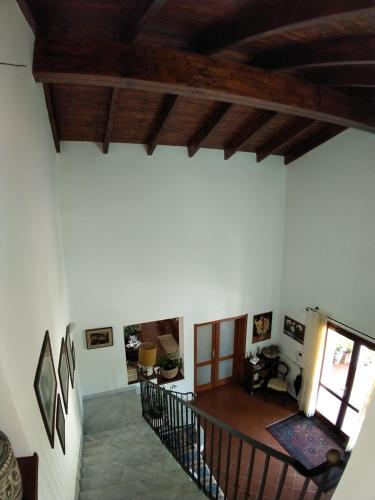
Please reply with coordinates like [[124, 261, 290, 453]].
[[284, 316, 305, 344], [252, 311, 273, 343], [34, 331, 57, 448], [86, 327, 113, 350]]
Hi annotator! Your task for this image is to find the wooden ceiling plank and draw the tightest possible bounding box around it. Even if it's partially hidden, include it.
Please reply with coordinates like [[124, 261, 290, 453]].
[[224, 111, 277, 160], [43, 84, 60, 153], [147, 94, 179, 155], [103, 88, 119, 154], [194, 0, 375, 55], [33, 39, 375, 134], [284, 124, 347, 165], [256, 118, 317, 162], [126, 0, 168, 42], [16, 0, 37, 34], [188, 102, 232, 157], [252, 36, 375, 72], [295, 66, 375, 88]]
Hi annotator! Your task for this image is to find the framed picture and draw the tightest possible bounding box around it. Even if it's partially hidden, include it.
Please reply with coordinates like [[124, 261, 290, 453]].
[[34, 331, 57, 448], [65, 327, 74, 388], [56, 394, 66, 454], [284, 315, 305, 344], [252, 311, 273, 343], [72, 342, 75, 370], [86, 327, 113, 350], [58, 338, 69, 413]]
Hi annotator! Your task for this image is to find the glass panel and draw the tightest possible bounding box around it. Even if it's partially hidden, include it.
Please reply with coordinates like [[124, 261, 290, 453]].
[[196, 324, 213, 363], [218, 359, 233, 380], [197, 365, 212, 386], [349, 345, 375, 410], [316, 386, 341, 425], [321, 328, 354, 398], [219, 319, 235, 357], [342, 407, 360, 437]]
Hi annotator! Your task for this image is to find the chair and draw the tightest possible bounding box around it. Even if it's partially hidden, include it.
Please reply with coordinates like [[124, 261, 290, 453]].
[[267, 360, 289, 400]]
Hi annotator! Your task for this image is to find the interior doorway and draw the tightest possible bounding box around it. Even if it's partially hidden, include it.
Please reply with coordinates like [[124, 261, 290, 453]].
[[194, 315, 247, 393]]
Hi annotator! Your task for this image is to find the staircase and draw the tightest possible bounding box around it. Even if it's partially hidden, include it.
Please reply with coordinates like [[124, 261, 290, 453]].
[[78, 389, 205, 500]]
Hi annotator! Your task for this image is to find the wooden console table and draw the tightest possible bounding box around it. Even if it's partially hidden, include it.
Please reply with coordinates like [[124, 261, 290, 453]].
[[244, 355, 279, 393], [18, 453, 38, 500]]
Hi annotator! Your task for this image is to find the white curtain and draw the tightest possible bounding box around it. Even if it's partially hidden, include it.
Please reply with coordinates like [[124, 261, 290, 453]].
[[298, 310, 327, 417], [346, 362, 375, 452]]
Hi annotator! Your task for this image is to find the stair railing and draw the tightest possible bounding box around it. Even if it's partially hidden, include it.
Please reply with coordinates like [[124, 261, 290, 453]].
[[140, 379, 346, 500]]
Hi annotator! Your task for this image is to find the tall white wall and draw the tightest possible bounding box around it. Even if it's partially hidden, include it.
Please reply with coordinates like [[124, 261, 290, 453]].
[[59, 143, 286, 395], [276, 130, 375, 499], [0, 2, 82, 499], [278, 129, 375, 376]]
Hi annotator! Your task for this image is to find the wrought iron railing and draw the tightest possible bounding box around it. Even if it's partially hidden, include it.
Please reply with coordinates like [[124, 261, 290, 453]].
[[140, 379, 346, 500]]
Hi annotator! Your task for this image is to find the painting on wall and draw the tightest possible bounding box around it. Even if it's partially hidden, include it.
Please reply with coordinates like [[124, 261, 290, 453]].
[[58, 338, 69, 413], [56, 394, 66, 454], [34, 331, 57, 448], [72, 342, 75, 370], [252, 311, 273, 343], [284, 316, 305, 344], [86, 327, 113, 350], [65, 327, 74, 388]]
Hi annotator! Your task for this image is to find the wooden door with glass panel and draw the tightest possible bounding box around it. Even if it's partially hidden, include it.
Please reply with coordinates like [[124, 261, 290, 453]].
[[194, 315, 247, 393], [316, 323, 375, 439]]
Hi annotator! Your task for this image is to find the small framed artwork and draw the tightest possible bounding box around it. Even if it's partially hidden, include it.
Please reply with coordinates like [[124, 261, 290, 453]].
[[252, 311, 273, 343], [72, 342, 75, 370], [58, 338, 69, 413], [56, 394, 66, 454], [34, 331, 57, 448], [284, 316, 305, 344], [86, 327, 113, 350], [65, 326, 74, 388]]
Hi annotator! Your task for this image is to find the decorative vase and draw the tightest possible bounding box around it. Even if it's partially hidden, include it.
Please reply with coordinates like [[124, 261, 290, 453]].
[[160, 367, 178, 379], [0, 432, 23, 500]]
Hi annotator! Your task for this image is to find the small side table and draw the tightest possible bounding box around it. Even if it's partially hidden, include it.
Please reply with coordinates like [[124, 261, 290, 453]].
[[244, 355, 279, 393]]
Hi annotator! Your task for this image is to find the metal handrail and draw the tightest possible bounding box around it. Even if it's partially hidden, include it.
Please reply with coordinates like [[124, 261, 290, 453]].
[[140, 379, 345, 500]]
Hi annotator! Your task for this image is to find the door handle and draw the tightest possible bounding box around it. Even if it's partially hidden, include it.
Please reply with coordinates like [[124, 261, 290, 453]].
[[212, 350, 215, 358]]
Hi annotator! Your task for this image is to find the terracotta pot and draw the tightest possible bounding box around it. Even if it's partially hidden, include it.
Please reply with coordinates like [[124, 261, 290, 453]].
[[160, 366, 178, 379]]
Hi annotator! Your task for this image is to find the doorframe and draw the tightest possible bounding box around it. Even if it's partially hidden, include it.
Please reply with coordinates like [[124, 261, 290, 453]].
[[194, 314, 248, 393]]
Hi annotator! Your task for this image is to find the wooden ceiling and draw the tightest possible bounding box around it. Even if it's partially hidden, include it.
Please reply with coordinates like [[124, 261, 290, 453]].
[[17, 0, 375, 164]]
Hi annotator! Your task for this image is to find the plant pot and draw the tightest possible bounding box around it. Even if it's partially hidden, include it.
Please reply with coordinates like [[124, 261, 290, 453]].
[[161, 366, 178, 379]]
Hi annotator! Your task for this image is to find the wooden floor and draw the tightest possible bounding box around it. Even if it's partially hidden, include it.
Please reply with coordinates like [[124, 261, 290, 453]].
[[194, 383, 334, 500]]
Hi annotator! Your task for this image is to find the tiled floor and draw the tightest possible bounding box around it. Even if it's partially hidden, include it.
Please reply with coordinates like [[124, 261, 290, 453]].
[[80, 389, 205, 500], [194, 383, 335, 500]]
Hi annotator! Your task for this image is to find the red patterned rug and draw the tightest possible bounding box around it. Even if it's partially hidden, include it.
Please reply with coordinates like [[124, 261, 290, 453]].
[[267, 412, 349, 491]]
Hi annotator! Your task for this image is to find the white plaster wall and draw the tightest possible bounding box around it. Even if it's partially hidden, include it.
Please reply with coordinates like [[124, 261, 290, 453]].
[[59, 143, 286, 395], [0, 2, 82, 499], [278, 129, 375, 370], [275, 129, 375, 498]]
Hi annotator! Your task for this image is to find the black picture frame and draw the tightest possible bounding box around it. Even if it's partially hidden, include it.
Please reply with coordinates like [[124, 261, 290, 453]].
[[65, 326, 74, 388], [58, 338, 69, 413], [72, 342, 75, 370], [283, 315, 305, 344], [86, 327, 113, 350], [56, 394, 66, 454], [34, 331, 57, 448], [252, 311, 273, 344]]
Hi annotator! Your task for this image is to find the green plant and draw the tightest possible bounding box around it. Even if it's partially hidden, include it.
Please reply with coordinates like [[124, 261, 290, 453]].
[[158, 354, 182, 370], [124, 324, 139, 337]]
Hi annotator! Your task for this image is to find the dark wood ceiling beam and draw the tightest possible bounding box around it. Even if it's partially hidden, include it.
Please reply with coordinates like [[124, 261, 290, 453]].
[[42, 84, 60, 153], [252, 36, 375, 71], [188, 103, 232, 157], [103, 88, 119, 154], [284, 124, 347, 165], [294, 66, 375, 88], [16, 0, 37, 34], [224, 111, 277, 160], [126, 0, 168, 42], [194, 0, 375, 55], [256, 118, 317, 162], [33, 39, 375, 134], [147, 94, 179, 155]]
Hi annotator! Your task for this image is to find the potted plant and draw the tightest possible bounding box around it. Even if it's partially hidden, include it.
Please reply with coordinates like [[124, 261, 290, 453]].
[[158, 354, 182, 379]]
